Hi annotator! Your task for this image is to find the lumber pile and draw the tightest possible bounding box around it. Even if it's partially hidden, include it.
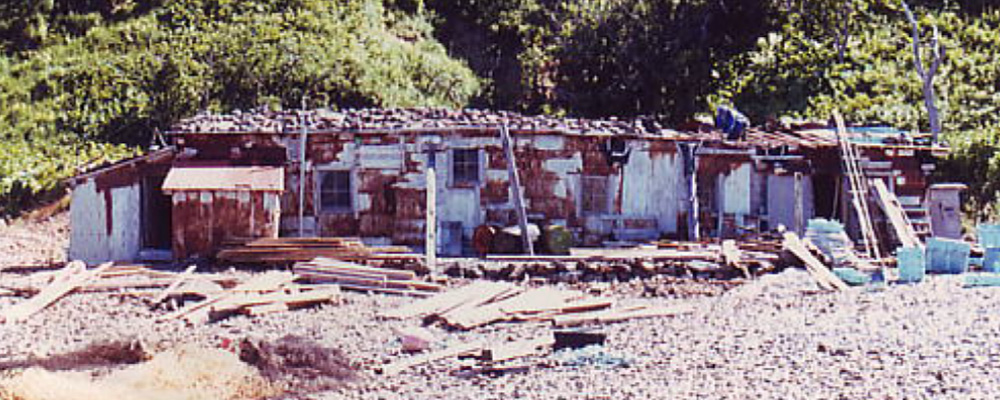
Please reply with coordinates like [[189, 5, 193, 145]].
[[381, 281, 691, 330], [156, 271, 341, 324], [293, 257, 443, 296], [216, 237, 421, 265]]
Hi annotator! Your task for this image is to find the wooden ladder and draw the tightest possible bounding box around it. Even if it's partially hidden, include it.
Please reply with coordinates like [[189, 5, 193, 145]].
[[833, 111, 883, 262]]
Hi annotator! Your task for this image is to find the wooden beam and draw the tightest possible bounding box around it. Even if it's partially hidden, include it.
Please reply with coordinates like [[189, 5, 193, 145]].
[[722, 239, 751, 279], [1, 262, 113, 323], [782, 232, 849, 291], [794, 172, 805, 236], [871, 179, 923, 248], [483, 334, 556, 363], [152, 265, 197, 304], [552, 304, 694, 327], [500, 124, 534, 255]]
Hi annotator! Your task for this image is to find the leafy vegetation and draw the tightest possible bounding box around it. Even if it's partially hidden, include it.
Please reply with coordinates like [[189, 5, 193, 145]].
[[0, 0, 479, 216], [712, 2, 1000, 220], [3, 0, 1000, 220]]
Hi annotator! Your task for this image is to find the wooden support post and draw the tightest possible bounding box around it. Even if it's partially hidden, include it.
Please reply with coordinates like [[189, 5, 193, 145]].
[[500, 125, 534, 256], [298, 109, 309, 237], [426, 167, 437, 271], [679, 142, 700, 241], [794, 172, 804, 236]]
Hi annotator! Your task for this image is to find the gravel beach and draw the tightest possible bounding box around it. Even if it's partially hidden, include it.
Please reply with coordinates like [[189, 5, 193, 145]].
[[2, 215, 998, 399]]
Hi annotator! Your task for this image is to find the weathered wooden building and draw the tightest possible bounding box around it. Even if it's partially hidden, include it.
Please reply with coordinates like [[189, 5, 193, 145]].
[[67, 108, 950, 263]]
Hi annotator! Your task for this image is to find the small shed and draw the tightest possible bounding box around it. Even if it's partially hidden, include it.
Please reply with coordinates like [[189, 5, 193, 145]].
[[162, 166, 284, 259]]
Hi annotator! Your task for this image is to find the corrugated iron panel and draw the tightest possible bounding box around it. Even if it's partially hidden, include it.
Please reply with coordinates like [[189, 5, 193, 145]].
[[163, 166, 285, 192]]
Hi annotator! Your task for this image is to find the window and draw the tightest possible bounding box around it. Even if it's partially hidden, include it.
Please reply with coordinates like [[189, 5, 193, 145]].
[[319, 171, 352, 212], [452, 149, 480, 185], [581, 175, 610, 214]]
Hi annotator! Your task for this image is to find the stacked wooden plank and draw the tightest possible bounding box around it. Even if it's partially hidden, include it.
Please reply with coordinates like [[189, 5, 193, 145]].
[[382, 281, 691, 330], [293, 257, 442, 296], [156, 271, 341, 324], [217, 237, 421, 264]]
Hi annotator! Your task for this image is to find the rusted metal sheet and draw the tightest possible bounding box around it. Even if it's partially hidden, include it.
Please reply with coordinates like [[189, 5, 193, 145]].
[[163, 167, 285, 192], [158, 109, 945, 250], [171, 190, 280, 259]]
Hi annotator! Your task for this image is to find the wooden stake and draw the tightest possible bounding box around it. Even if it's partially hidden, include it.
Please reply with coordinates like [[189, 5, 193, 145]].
[[426, 167, 437, 271]]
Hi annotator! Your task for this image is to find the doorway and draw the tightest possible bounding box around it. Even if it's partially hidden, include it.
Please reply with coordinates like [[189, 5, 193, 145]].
[[141, 175, 172, 250], [812, 173, 837, 219]]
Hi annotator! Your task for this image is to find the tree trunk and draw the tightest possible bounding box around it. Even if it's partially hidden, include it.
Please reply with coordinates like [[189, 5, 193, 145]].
[[902, 1, 944, 142]]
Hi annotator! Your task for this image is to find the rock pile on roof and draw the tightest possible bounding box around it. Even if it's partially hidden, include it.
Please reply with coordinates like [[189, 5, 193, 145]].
[[169, 107, 666, 136]]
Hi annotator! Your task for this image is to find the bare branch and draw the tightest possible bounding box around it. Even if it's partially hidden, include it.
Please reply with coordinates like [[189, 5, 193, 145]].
[[901, 0, 943, 140], [902, 1, 926, 78], [928, 24, 945, 78]]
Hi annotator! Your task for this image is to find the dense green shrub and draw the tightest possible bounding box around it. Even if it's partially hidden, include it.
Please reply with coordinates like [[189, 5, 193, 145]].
[[0, 0, 479, 216]]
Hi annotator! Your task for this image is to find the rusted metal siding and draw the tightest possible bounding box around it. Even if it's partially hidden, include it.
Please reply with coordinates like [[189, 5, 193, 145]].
[[68, 178, 143, 263], [166, 123, 940, 251], [270, 129, 693, 249], [68, 149, 175, 263], [171, 190, 281, 259]]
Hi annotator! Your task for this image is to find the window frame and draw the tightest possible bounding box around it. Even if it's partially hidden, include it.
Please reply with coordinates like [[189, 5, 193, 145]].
[[316, 169, 354, 214], [450, 148, 482, 187], [580, 174, 611, 215]]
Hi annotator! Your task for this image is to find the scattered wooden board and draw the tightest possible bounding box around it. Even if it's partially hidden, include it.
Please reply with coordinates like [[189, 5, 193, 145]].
[[722, 239, 751, 279], [157, 271, 295, 323], [378, 342, 483, 376], [381, 281, 517, 319], [442, 287, 583, 329], [552, 304, 694, 327], [483, 334, 556, 363], [782, 232, 849, 291], [152, 265, 197, 304], [0, 262, 112, 323]]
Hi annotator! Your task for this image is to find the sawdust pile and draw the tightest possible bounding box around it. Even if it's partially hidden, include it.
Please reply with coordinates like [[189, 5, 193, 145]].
[[0, 340, 146, 372], [0, 344, 279, 400], [239, 335, 357, 394]]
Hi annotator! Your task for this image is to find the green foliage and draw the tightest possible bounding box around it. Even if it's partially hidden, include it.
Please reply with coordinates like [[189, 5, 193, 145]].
[[0, 0, 479, 216], [716, 2, 1000, 220], [426, 0, 777, 121], [551, 0, 776, 122], [3, 0, 1000, 220]]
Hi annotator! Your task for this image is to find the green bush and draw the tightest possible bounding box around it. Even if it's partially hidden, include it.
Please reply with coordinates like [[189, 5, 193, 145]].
[[0, 0, 480, 217]]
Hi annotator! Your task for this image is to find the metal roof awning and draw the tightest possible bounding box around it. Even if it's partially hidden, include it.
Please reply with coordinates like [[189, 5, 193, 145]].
[[162, 166, 284, 192]]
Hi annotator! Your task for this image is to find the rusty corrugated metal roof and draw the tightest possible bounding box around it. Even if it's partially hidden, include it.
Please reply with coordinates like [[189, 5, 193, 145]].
[[162, 166, 284, 192]]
